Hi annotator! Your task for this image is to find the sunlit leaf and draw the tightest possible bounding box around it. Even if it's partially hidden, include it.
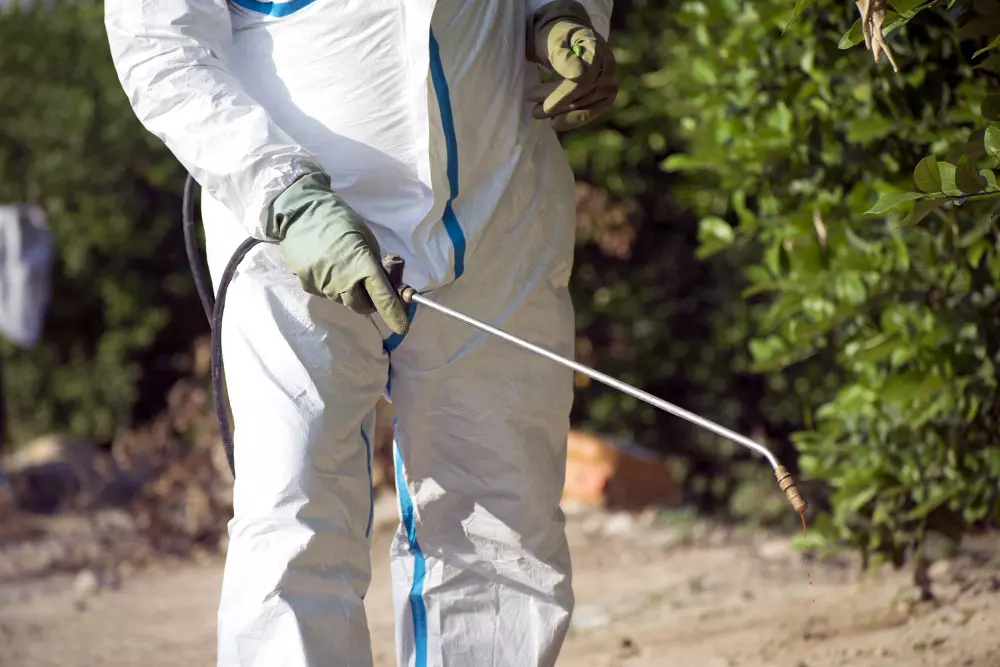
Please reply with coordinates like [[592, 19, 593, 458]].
[[699, 216, 735, 244], [938, 162, 962, 196], [839, 19, 865, 49], [985, 127, 1000, 156], [865, 191, 925, 215], [980, 169, 998, 191], [835, 273, 867, 305], [661, 154, 711, 172]]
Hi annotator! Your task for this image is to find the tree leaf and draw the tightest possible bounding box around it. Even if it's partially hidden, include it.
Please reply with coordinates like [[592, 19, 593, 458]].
[[974, 34, 1000, 59], [968, 239, 991, 268], [783, 0, 815, 32], [890, 0, 930, 13], [697, 214, 737, 259], [986, 127, 1000, 156], [848, 114, 896, 144], [914, 155, 942, 193], [839, 19, 865, 49], [975, 53, 1000, 74], [959, 17, 1000, 39], [699, 216, 735, 245], [958, 215, 995, 247], [908, 489, 957, 519], [956, 162, 985, 193], [938, 162, 962, 196], [882, 371, 925, 406], [835, 273, 868, 305], [883, 371, 943, 408], [880, 11, 907, 37], [779, 243, 791, 275], [661, 154, 710, 172], [845, 332, 901, 364], [900, 199, 944, 226], [865, 191, 925, 215], [915, 374, 945, 403], [980, 169, 999, 191], [983, 95, 1000, 120], [945, 131, 988, 165]]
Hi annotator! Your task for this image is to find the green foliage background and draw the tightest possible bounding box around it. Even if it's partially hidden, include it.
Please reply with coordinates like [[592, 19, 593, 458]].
[[1, 0, 998, 565], [0, 1, 196, 444], [567, 0, 1000, 564]]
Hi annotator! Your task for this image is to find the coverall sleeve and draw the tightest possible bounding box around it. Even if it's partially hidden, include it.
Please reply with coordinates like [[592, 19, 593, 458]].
[[105, 0, 324, 239], [527, 0, 614, 39]]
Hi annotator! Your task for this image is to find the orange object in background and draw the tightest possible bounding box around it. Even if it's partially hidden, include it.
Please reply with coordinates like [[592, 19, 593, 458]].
[[563, 430, 680, 510], [372, 400, 679, 513]]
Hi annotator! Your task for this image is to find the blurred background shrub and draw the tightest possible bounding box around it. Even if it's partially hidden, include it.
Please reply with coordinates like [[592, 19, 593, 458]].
[[0, 0, 997, 568]]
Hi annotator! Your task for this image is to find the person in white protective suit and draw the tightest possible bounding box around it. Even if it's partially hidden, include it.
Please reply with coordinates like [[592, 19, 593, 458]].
[[105, 0, 618, 664]]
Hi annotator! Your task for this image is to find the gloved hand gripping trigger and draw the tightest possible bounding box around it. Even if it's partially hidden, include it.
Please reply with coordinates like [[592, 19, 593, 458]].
[[381, 254, 416, 304]]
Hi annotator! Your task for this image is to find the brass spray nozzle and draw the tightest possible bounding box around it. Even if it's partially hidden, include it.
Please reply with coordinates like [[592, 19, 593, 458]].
[[775, 466, 807, 514]]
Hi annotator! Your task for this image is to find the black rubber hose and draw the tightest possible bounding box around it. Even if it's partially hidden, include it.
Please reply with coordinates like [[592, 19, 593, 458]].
[[182, 173, 262, 477], [183, 174, 400, 477], [211, 236, 262, 476], [182, 175, 216, 322]]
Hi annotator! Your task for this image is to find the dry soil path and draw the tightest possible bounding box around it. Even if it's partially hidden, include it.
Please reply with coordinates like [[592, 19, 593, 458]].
[[1, 499, 998, 667]]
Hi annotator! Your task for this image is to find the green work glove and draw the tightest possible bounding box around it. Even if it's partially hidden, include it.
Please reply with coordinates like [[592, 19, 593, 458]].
[[526, 0, 619, 131], [266, 173, 410, 335]]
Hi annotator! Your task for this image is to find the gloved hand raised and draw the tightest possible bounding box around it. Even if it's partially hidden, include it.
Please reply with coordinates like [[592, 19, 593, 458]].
[[527, 0, 619, 131], [266, 173, 410, 335]]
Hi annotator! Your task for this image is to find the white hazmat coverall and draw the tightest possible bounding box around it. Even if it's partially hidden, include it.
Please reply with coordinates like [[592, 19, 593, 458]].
[[105, 1, 613, 665]]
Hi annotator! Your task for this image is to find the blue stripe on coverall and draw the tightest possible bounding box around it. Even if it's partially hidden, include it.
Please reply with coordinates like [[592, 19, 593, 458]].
[[394, 439, 428, 667], [383, 29, 467, 361], [383, 27, 465, 402], [428, 30, 467, 281], [230, 0, 317, 17], [360, 426, 375, 538], [383, 302, 418, 354], [389, 33, 465, 662], [359, 425, 375, 602]]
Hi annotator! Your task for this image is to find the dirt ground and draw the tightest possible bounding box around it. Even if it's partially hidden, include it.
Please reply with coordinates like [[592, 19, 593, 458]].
[[1, 496, 998, 667]]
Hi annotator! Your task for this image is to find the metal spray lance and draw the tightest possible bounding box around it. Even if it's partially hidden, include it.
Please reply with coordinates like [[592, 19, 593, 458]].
[[381, 255, 808, 515]]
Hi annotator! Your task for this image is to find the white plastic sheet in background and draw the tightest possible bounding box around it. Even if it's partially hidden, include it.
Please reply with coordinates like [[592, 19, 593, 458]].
[[0, 204, 54, 348]]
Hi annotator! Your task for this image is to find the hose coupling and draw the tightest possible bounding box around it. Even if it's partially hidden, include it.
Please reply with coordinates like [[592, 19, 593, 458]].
[[399, 285, 417, 304]]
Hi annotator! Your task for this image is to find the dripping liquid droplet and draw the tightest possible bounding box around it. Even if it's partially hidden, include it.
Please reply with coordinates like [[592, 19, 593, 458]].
[[800, 511, 814, 601]]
